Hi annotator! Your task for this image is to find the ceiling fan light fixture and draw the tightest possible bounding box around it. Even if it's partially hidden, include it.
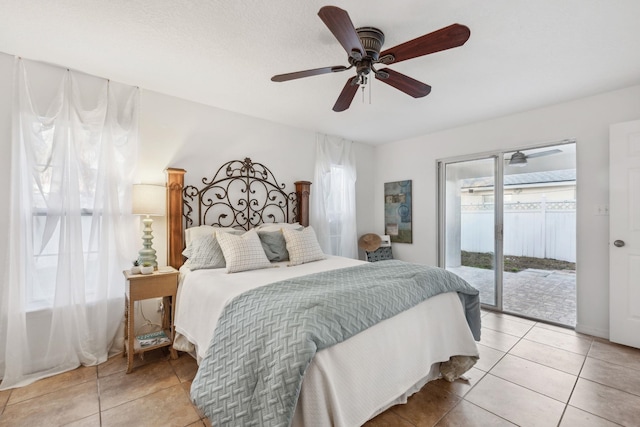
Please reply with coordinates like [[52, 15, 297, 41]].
[[508, 151, 528, 167], [271, 6, 470, 111]]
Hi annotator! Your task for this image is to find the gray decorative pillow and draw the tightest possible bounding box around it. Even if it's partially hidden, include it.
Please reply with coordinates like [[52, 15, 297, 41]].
[[183, 234, 226, 270], [258, 230, 293, 262], [182, 230, 243, 270]]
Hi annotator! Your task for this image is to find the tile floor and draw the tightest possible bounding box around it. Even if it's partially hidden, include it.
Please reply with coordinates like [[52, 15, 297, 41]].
[[1, 311, 640, 426]]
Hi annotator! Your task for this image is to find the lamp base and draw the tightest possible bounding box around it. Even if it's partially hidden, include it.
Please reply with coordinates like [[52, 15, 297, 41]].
[[138, 216, 158, 268]]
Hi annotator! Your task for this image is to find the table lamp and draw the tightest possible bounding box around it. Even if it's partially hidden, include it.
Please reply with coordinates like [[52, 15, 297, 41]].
[[132, 184, 166, 268]]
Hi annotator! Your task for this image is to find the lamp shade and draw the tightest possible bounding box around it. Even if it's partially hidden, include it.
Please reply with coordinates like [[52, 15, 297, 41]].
[[132, 184, 166, 216]]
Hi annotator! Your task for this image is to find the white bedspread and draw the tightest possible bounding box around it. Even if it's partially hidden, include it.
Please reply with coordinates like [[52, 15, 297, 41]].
[[174, 256, 479, 426]]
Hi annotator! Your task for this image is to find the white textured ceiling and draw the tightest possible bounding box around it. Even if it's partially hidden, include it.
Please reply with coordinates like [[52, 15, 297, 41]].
[[2, 1, 639, 144]]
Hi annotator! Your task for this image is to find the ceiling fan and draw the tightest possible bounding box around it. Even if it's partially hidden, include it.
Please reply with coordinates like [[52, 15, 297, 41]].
[[271, 5, 470, 112], [507, 149, 563, 167]]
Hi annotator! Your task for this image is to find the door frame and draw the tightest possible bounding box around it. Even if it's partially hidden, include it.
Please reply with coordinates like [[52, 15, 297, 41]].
[[437, 139, 576, 313], [609, 119, 640, 348], [437, 153, 503, 310]]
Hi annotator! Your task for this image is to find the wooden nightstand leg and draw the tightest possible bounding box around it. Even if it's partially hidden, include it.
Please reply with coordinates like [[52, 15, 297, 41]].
[[123, 296, 128, 358], [163, 295, 179, 360], [126, 298, 135, 373], [169, 347, 178, 359]]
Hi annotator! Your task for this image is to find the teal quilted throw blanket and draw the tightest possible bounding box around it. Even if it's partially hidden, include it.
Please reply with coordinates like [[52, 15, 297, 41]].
[[190, 260, 480, 427]]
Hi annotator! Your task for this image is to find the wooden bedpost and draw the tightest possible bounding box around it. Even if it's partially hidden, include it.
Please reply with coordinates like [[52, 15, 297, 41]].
[[295, 181, 311, 227], [166, 168, 186, 269]]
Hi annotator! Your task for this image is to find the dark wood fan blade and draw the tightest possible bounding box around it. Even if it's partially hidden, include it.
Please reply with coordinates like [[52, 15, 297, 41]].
[[375, 68, 431, 98], [333, 77, 359, 112], [271, 66, 348, 82], [318, 6, 365, 59], [379, 24, 470, 64]]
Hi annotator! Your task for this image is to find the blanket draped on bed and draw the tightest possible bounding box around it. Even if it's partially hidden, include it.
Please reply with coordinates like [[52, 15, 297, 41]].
[[190, 260, 480, 427]]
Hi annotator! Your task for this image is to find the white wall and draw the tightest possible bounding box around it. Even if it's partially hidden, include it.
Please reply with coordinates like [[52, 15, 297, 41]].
[[375, 84, 640, 338], [137, 89, 376, 266]]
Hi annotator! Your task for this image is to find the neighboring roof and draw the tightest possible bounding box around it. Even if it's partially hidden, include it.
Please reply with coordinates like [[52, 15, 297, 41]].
[[461, 169, 576, 189]]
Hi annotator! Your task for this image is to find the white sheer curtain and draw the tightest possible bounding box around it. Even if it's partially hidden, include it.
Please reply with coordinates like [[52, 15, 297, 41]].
[[310, 134, 358, 258], [0, 58, 139, 389]]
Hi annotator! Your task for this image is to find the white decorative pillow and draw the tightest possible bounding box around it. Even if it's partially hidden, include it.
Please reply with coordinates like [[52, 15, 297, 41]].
[[216, 229, 272, 273], [282, 226, 326, 266], [256, 222, 301, 232]]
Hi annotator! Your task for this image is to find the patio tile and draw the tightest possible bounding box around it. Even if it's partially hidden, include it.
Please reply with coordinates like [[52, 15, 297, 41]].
[[448, 265, 576, 327]]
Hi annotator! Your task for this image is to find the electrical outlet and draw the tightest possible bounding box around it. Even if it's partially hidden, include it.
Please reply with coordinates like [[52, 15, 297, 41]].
[[157, 300, 163, 313]]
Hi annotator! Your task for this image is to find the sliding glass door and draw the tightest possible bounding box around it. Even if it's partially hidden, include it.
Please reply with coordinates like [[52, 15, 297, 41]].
[[439, 141, 576, 325], [439, 156, 502, 308]]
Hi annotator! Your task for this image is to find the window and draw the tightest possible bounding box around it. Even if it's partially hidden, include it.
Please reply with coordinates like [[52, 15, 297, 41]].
[[311, 136, 357, 258], [326, 165, 347, 254], [0, 58, 139, 390], [27, 122, 103, 309]]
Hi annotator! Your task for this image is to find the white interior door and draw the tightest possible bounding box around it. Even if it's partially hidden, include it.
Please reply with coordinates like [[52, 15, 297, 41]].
[[610, 119, 640, 348]]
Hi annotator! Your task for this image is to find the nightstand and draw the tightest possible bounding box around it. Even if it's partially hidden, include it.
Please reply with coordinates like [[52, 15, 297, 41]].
[[123, 267, 179, 373]]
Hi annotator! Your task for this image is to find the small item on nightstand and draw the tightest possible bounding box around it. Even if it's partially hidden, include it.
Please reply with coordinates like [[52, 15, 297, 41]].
[[131, 259, 141, 274], [137, 330, 170, 348], [140, 263, 154, 274]]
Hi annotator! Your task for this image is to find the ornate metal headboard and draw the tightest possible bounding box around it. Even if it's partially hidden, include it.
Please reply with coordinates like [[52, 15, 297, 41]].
[[166, 158, 311, 269]]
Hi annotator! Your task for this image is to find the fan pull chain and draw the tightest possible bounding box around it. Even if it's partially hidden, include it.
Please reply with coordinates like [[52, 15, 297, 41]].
[[360, 74, 367, 104]]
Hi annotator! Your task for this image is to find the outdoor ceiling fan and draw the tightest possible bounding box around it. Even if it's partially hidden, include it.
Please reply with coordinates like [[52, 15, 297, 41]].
[[507, 149, 562, 167], [271, 5, 471, 112]]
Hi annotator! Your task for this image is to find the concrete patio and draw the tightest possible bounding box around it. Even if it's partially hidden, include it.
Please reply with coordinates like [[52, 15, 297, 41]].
[[448, 265, 576, 326]]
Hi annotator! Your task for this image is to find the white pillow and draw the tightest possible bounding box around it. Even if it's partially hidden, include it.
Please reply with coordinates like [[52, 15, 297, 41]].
[[256, 222, 301, 232], [282, 226, 326, 266], [184, 225, 239, 247], [216, 229, 272, 273]]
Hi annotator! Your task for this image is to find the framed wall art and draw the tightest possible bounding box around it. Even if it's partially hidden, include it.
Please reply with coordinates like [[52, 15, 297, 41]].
[[384, 180, 412, 243]]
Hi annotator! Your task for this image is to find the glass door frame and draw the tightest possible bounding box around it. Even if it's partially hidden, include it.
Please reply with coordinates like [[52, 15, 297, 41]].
[[437, 152, 504, 310], [437, 139, 576, 313]]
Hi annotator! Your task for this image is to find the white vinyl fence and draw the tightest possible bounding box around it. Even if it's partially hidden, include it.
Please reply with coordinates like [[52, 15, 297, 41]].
[[461, 201, 576, 262]]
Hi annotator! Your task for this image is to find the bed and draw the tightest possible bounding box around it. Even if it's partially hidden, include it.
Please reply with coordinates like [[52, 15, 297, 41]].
[[165, 158, 480, 427]]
